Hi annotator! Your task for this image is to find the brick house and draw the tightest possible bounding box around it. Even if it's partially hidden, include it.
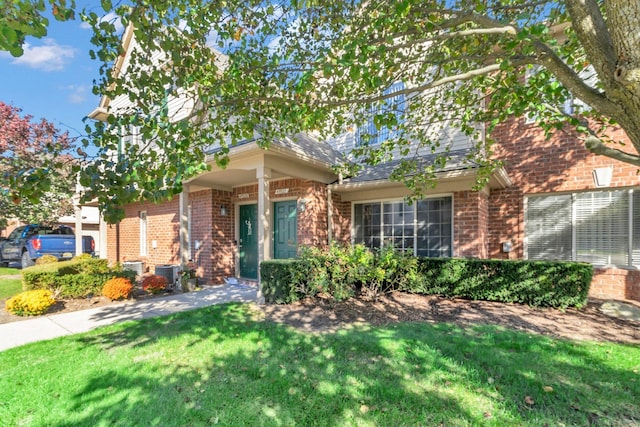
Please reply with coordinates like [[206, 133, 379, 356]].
[[91, 26, 640, 302]]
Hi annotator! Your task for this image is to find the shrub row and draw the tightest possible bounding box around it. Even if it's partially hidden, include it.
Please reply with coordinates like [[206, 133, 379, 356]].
[[22, 257, 137, 299], [260, 244, 593, 308]]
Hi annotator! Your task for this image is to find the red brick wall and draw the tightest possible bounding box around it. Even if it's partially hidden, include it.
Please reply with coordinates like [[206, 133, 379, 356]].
[[209, 190, 236, 283], [105, 190, 235, 285], [106, 197, 181, 274], [330, 191, 351, 244], [454, 190, 489, 258], [490, 118, 640, 301]]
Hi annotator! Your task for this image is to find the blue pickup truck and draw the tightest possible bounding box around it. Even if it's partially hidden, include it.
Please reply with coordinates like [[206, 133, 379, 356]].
[[0, 224, 95, 268]]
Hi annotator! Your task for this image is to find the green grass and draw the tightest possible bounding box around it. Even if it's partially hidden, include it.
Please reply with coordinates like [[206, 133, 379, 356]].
[[0, 267, 19, 276], [0, 303, 638, 426], [0, 267, 22, 299]]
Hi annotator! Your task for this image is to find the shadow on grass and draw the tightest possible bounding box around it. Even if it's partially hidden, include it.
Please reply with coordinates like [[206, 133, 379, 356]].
[[50, 303, 640, 426]]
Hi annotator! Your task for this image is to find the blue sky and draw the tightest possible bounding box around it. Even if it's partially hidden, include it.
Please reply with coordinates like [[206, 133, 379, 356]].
[[0, 3, 122, 145]]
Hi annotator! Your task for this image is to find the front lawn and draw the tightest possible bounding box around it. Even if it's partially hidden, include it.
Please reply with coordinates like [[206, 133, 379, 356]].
[[0, 303, 638, 426], [0, 270, 21, 299], [0, 267, 19, 276]]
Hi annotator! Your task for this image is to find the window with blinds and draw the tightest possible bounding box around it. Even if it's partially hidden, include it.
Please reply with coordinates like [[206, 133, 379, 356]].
[[353, 196, 452, 257], [526, 194, 572, 260], [356, 81, 406, 147], [575, 191, 628, 265], [526, 189, 640, 267]]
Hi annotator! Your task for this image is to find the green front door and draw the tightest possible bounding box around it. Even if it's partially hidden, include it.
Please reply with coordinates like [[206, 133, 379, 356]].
[[239, 204, 258, 279], [274, 200, 298, 259]]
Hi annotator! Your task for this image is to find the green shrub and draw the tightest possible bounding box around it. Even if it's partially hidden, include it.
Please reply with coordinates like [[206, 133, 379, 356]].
[[261, 246, 592, 309], [412, 258, 593, 308], [363, 245, 420, 298], [22, 258, 136, 299], [261, 259, 304, 304], [35, 255, 59, 265]]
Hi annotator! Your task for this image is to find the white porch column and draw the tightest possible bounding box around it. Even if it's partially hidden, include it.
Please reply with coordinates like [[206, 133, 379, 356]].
[[257, 166, 271, 302], [179, 184, 191, 266], [327, 187, 333, 244], [99, 213, 108, 259], [74, 196, 83, 256]]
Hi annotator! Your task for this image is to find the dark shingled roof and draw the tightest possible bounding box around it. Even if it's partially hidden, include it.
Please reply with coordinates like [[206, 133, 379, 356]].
[[341, 149, 477, 183]]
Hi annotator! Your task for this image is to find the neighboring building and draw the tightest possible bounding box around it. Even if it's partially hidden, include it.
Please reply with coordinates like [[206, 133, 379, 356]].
[[91, 26, 640, 302]]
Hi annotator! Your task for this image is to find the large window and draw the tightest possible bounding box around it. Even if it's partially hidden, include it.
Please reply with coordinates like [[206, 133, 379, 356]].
[[356, 81, 406, 146], [526, 189, 640, 266], [353, 196, 452, 257]]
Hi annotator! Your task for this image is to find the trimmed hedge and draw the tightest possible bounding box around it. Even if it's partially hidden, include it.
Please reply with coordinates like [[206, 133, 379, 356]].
[[260, 259, 304, 304], [22, 258, 137, 298], [261, 246, 593, 308], [411, 258, 593, 308]]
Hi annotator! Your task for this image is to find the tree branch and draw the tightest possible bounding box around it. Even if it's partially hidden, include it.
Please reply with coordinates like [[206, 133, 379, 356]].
[[532, 40, 623, 116], [585, 135, 640, 166], [564, 0, 617, 79]]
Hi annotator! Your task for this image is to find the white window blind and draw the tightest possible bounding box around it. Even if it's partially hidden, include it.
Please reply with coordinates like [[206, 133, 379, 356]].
[[527, 189, 640, 267], [633, 193, 640, 264], [526, 194, 572, 260], [575, 191, 628, 265]]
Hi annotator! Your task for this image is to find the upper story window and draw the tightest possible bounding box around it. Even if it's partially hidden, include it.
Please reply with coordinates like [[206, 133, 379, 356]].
[[356, 81, 406, 147]]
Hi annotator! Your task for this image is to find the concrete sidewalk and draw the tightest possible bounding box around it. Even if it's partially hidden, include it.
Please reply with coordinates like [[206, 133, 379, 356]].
[[0, 283, 257, 352]]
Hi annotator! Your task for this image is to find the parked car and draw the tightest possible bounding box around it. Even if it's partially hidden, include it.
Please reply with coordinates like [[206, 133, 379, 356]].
[[0, 224, 95, 268]]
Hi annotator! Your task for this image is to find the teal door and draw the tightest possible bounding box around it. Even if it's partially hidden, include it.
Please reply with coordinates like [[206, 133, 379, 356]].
[[274, 200, 298, 259], [239, 204, 258, 279]]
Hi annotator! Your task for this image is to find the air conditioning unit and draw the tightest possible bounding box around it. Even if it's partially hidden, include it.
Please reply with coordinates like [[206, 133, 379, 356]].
[[122, 261, 145, 276], [155, 264, 180, 287]]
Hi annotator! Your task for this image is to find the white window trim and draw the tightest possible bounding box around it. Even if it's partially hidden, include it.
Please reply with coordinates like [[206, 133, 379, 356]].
[[350, 194, 454, 257], [139, 210, 148, 257]]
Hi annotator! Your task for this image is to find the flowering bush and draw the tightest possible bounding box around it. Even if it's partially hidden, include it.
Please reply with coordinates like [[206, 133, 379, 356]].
[[5, 289, 56, 316], [35, 255, 58, 265], [142, 275, 167, 294], [102, 277, 133, 300]]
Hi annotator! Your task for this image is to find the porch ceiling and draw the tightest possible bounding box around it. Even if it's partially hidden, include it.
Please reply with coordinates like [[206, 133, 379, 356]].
[[186, 142, 339, 191]]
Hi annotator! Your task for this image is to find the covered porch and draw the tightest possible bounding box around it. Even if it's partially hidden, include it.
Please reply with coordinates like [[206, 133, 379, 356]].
[[177, 136, 341, 285]]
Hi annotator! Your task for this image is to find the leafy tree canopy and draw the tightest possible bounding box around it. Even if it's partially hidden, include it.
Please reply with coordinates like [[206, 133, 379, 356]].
[[3, 0, 640, 223], [0, 102, 75, 228], [0, 0, 75, 56]]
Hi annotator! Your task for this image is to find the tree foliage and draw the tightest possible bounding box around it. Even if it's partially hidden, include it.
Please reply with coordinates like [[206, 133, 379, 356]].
[[0, 0, 75, 56], [0, 102, 75, 228], [4, 0, 640, 223]]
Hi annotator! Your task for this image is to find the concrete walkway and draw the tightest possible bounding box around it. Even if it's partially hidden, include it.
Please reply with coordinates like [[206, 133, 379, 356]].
[[0, 283, 257, 352]]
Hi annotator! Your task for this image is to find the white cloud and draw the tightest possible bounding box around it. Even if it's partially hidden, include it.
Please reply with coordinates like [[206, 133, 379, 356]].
[[80, 11, 124, 34], [10, 38, 76, 71], [64, 85, 90, 104]]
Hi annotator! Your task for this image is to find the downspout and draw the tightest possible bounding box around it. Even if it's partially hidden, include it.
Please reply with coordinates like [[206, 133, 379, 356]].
[[327, 187, 333, 245]]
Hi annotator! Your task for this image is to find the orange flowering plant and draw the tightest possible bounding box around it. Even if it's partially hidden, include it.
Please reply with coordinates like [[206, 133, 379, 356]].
[[102, 277, 133, 300]]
